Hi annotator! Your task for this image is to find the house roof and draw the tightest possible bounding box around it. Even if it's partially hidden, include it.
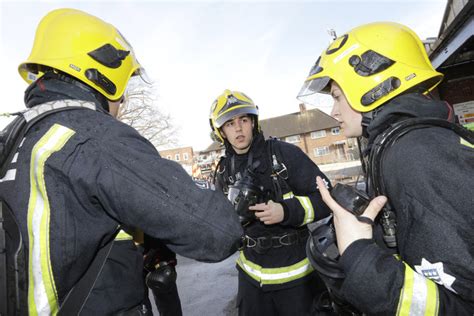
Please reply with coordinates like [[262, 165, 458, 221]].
[[201, 107, 339, 153], [260, 108, 339, 139], [429, 0, 474, 69]]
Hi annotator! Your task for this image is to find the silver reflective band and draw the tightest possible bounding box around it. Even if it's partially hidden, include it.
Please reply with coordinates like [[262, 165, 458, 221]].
[[22, 100, 96, 122], [397, 262, 439, 316]]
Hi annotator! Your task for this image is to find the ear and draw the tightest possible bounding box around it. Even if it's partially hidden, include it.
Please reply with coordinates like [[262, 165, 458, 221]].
[[220, 129, 227, 139]]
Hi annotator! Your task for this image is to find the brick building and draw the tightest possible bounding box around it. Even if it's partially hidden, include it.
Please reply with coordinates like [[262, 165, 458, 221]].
[[158, 146, 195, 174], [198, 104, 361, 181]]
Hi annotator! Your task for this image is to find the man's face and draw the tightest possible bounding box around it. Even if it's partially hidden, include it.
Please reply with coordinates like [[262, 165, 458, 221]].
[[220, 115, 254, 154]]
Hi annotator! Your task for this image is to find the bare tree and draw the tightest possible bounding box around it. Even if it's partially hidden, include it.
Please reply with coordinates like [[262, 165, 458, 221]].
[[117, 81, 178, 149]]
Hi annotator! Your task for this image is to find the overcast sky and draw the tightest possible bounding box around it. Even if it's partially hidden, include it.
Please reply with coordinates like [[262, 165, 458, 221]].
[[0, 0, 447, 150]]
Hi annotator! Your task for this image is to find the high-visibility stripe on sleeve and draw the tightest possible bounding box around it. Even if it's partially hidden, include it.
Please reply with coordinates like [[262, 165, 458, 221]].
[[460, 137, 474, 148], [396, 262, 439, 316], [282, 191, 315, 225], [115, 230, 133, 241], [236, 251, 314, 285], [27, 124, 75, 316]]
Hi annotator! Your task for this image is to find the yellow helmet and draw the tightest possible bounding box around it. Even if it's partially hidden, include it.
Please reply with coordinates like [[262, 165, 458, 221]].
[[297, 22, 443, 112], [209, 90, 259, 143], [19, 8, 146, 101]]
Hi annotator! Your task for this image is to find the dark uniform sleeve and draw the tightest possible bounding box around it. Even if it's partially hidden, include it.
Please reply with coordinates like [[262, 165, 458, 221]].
[[339, 240, 473, 315], [277, 142, 331, 227], [335, 128, 474, 315], [81, 122, 243, 263]]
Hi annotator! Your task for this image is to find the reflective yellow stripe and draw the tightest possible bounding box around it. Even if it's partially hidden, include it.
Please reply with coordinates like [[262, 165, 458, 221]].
[[282, 192, 294, 200], [282, 191, 315, 225], [398, 264, 414, 316], [397, 262, 439, 316], [27, 124, 75, 315], [295, 196, 314, 225], [460, 137, 474, 148], [425, 280, 439, 316], [115, 229, 133, 241], [236, 251, 314, 285]]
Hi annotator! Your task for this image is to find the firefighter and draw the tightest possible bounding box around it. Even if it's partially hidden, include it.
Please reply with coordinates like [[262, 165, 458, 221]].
[[210, 90, 332, 315], [0, 8, 243, 315], [298, 22, 474, 314]]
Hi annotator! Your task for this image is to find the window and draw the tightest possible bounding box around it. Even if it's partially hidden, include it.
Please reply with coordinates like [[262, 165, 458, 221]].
[[311, 130, 326, 139], [331, 127, 340, 135], [347, 138, 355, 149], [175, 154, 180, 161], [314, 146, 330, 156], [166, 155, 172, 160], [183, 153, 189, 161], [285, 135, 300, 143]]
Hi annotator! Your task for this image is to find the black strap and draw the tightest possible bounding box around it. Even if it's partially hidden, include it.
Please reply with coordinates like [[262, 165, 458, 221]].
[[368, 118, 474, 248], [0, 203, 8, 316], [58, 229, 119, 316], [267, 138, 289, 202]]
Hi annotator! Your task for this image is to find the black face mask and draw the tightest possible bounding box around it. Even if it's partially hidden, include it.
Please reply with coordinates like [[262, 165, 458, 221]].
[[306, 183, 370, 279], [227, 161, 265, 225]]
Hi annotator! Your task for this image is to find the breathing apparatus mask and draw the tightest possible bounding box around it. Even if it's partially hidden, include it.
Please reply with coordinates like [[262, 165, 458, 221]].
[[306, 183, 370, 279], [227, 162, 265, 225]]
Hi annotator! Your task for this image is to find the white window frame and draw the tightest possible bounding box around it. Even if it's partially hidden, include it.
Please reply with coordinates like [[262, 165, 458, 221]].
[[331, 127, 340, 135], [314, 146, 330, 156], [183, 153, 189, 161], [166, 155, 172, 160], [175, 154, 180, 161], [285, 135, 301, 143], [311, 130, 326, 139]]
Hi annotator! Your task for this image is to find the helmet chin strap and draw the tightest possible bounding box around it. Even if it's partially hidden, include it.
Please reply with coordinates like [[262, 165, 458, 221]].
[[361, 106, 384, 138]]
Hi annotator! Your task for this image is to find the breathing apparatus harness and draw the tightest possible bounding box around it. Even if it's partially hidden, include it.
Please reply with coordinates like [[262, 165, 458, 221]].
[[216, 138, 310, 252], [306, 117, 474, 315], [308, 117, 474, 273], [216, 138, 289, 223], [0, 100, 119, 316]]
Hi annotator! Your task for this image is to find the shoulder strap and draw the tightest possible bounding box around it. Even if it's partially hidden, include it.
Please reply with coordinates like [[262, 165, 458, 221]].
[[0, 201, 26, 315], [369, 118, 474, 248], [0, 101, 98, 178], [369, 118, 474, 196], [57, 229, 119, 316], [213, 156, 227, 183], [266, 138, 289, 202]]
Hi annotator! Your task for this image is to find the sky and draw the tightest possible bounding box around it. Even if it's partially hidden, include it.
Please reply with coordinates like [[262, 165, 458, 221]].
[[0, 0, 447, 151]]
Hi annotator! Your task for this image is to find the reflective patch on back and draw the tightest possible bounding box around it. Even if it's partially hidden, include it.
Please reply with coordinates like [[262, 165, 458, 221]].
[[27, 124, 75, 315]]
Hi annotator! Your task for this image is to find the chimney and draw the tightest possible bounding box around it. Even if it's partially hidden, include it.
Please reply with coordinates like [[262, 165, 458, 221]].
[[299, 103, 307, 113]]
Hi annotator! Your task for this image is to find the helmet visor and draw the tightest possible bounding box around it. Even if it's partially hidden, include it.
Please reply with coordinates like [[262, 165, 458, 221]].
[[214, 106, 258, 128], [132, 67, 153, 85], [297, 76, 331, 106]]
